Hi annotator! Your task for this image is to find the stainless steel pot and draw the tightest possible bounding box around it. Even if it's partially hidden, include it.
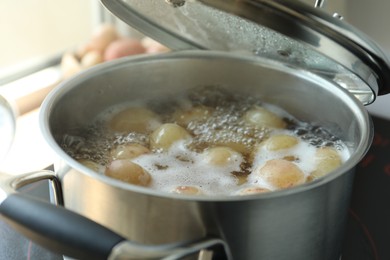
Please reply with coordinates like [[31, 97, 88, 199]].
[[1, 50, 373, 260]]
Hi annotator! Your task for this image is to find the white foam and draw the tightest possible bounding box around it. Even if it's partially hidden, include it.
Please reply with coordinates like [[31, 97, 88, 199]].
[[132, 140, 242, 195], [249, 130, 350, 189], [60, 87, 352, 196]]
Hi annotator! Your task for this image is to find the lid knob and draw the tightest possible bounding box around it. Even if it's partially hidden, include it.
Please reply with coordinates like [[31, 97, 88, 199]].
[[314, 0, 325, 8]]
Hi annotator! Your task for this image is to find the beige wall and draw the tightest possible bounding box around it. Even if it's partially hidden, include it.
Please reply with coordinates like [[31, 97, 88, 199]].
[[0, 0, 97, 71], [345, 0, 390, 51]]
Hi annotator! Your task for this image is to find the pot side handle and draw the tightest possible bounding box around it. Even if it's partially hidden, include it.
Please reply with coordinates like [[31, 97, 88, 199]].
[[0, 172, 231, 260], [0, 193, 126, 260]]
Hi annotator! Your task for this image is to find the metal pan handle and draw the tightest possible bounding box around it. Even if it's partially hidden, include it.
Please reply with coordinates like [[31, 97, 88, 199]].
[[0, 171, 231, 260]]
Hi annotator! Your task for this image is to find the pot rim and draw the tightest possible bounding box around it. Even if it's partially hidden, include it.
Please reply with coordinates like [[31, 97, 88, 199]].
[[40, 50, 373, 202]]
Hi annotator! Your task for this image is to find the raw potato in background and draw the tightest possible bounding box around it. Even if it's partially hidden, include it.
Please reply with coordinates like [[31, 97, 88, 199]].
[[61, 24, 169, 79]]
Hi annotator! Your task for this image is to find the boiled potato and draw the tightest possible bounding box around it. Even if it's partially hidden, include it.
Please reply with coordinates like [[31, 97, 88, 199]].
[[110, 143, 150, 160], [173, 106, 213, 127], [108, 107, 161, 133], [238, 186, 271, 195], [310, 147, 342, 178], [172, 186, 202, 195], [244, 106, 286, 129], [105, 160, 151, 186], [255, 159, 305, 189], [202, 146, 241, 166], [214, 140, 249, 154], [150, 123, 191, 150], [78, 159, 103, 173], [86, 24, 119, 54], [262, 134, 298, 151]]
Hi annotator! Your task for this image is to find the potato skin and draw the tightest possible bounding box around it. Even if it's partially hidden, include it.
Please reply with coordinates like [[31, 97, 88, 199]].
[[110, 143, 150, 161], [108, 107, 160, 133], [238, 186, 271, 195], [256, 159, 306, 189], [150, 123, 191, 150], [172, 186, 202, 195], [244, 106, 286, 129], [172, 106, 213, 127], [105, 160, 151, 186], [262, 135, 298, 151], [310, 147, 342, 179], [203, 146, 241, 166]]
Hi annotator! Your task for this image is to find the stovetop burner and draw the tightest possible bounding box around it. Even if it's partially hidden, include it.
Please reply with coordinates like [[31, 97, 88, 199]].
[[342, 115, 390, 260], [1, 115, 389, 260]]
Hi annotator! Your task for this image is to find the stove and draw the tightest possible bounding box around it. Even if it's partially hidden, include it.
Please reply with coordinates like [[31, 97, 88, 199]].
[[1, 115, 389, 260], [0, 179, 62, 260], [342, 115, 390, 260]]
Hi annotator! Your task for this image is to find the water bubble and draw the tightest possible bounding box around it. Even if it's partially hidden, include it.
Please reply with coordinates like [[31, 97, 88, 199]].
[[59, 86, 348, 195]]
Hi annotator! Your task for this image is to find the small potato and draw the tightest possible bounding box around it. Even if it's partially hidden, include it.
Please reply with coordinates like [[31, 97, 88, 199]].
[[172, 186, 202, 195], [256, 159, 305, 189], [238, 186, 271, 195], [105, 160, 151, 186], [108, 107, 161, 133], [110, 143, 150, 160], [75, 41, 92, 59], [214, 141, 248, 154], [202, 146, 241, 166], [78, 159, 103, 173], [104, 38, 146, 61], [81, 50, 103, 68], [150, 123, 191, 150], [173, 106, 213, 127], [262, 134, 298, 151], [310, 147, 342, 178], [244, 106, 286, 129], [88, 24, 119, 54], [61, 53, 81, 79]]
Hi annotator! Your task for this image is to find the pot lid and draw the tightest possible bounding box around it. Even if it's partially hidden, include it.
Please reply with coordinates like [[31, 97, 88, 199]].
[[101, 0, 390, 105], [0, 95, 15, 162]]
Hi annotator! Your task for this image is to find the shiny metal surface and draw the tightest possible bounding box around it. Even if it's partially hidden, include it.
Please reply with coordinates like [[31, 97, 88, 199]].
[[0, 171, 63, 206], [40, 51, 372, 259], [108, 238, 230, 260], [314, 0, 325, 8], [101, 0, 390, 104], [0, 95, 15, 163], [0, 174, 13, 205], [9, 171, 63, 206]]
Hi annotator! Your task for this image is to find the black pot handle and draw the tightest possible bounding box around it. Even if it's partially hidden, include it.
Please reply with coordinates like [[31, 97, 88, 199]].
[[0, 171, 231, 260], [0, 193, 125, 260]]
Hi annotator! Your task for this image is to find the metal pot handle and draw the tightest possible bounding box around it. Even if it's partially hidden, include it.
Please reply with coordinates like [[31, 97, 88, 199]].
[[0, 171, 231, 260]]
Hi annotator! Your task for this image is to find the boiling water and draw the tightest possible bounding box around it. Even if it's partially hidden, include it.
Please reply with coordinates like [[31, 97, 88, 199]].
[[60, 86, 349, 196]]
